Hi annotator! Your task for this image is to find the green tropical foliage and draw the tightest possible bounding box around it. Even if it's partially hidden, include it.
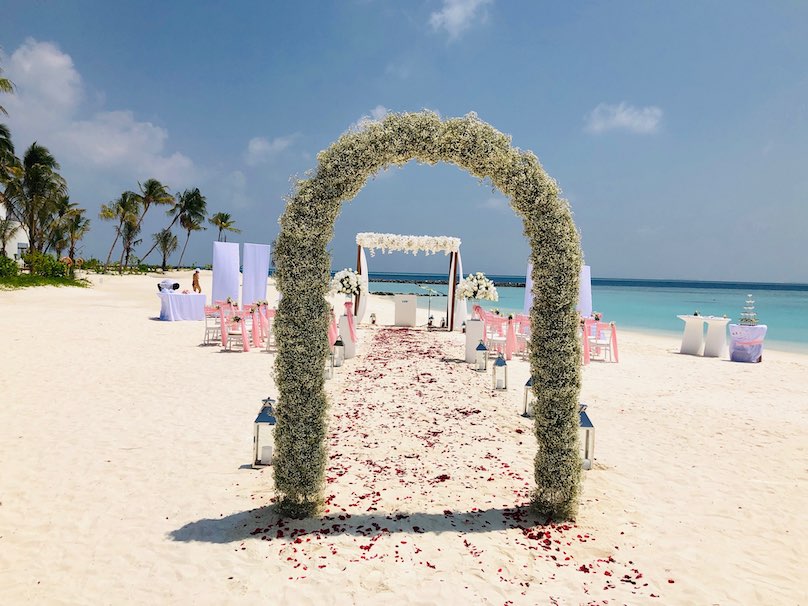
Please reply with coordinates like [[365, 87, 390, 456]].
[[2, 142, 68, 253], [208, 211, 241, 242], [0, 62, 14, 116], [99, 191, 139, 270], [0, 214, 21, 257], [153, 228, 178, 271]]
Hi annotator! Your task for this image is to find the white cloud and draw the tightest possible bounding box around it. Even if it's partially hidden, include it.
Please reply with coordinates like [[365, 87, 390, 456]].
[[478, 196, 509, 212], [429, 0, 493, 40], [349, 105, 391, 131], [2, 38, 196, 185], [585, 102, 663, 135], [244, 135, 297, 167]]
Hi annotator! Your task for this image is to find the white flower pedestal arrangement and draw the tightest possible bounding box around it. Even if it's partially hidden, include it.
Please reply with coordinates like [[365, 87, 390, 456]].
[[459, 273, 498, 363], [465, 319, 485, 363], [338, 315, 356, 360]]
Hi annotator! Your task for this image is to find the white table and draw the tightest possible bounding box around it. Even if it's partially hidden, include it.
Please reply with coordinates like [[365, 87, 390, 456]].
[[158, 292, 206, 321], [676, 315, 730, 357], [677, 315, 705, 355], [702, 316, 731, 357], [729, 324, 767, 363]]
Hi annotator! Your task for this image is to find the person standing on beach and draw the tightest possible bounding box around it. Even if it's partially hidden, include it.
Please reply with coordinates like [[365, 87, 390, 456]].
[[192, 269, 202, 293]]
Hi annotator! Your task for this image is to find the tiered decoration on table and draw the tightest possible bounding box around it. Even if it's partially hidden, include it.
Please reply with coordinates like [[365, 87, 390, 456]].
[[729, 293, 767, 363], [740, 294, 758, 326]]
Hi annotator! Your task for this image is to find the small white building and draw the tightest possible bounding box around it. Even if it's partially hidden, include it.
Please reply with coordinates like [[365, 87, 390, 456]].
[[0, 204, 29, 260]]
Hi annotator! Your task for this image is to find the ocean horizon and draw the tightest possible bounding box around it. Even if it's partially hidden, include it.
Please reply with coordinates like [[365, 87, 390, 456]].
[[357, 271, 808, 352]]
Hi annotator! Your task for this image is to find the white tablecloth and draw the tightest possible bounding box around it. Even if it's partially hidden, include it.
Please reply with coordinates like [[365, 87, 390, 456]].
[[158, 292, 206, 321], [729, 324, 767, 362]]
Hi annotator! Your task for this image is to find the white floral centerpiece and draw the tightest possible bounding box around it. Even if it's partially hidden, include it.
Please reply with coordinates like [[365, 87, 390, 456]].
[[456, 272, 499, 301], [356, 232, 461, 257], [330, 268, 364, 297]]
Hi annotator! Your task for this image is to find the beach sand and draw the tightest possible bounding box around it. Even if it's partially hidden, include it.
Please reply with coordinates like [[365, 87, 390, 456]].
[[1, 271, 805, 604]]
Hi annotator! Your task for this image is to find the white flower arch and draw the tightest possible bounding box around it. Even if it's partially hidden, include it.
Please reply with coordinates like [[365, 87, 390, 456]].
[[273, 112, 583, 520]]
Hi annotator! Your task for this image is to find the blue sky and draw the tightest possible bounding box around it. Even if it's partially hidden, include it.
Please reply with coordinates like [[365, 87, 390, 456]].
[[2, 0, 806, 281]]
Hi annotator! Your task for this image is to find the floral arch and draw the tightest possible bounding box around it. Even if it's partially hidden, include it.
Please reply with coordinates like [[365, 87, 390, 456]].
[[274, 112, 583, 520]]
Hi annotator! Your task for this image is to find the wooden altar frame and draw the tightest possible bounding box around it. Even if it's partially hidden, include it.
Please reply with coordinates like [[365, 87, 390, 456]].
[[354, 234, 462, 331]]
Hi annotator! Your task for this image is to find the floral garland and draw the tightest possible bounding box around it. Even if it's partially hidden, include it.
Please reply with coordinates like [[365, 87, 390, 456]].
[[356, 232, 461, 257], [456, 272, 498, 301], [330, 268, 364, 296], [274, 111, 582, 520]]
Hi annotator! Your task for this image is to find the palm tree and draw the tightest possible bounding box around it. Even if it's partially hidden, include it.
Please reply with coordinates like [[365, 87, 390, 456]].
[[2, 142, 67, 252], [99, 191, 140, 270], [120, 220, 142, 270], [208, 211, 241, 242], [0, 124, 17, 177], [45, 195, 78, 256], [140, 187, 206, 261], [134, 178, 173, 235], [65, 209, 90, 265], [0, 214, 20, 257], [0, 62, 14, 116], [176, 214, 205, 268], [153, 228, 178, 271]]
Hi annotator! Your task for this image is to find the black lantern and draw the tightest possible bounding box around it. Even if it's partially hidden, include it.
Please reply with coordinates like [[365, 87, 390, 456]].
[[522, 377, 534, 417], [475, 340, 488, 371], [253, 403, 277, 466], [492, 353, 508, 390], [333, 336, 344, 367]]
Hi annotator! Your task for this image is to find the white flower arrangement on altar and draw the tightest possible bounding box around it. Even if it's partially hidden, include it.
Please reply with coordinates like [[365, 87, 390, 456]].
[[456, 272, 499, 301], [356, 232, 461, 257], [330, 268, 364, 296]]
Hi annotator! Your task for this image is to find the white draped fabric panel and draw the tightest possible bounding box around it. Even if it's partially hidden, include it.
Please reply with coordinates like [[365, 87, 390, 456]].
[[577, 265, 592, 317], [446, 253, 456, 324], [523, 263, 592, 316], [242, 243, 271, 305], [212, 242, 241, 305], [356, 247, 369, 323], [453, 250, 467, 329]]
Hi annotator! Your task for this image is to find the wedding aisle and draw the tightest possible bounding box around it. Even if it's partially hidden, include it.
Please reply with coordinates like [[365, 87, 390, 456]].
[[198, 326, 657, 604]]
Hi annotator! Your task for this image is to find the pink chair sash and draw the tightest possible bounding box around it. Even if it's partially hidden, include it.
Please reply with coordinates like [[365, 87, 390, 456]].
[[328, 310, 339, 346], [505, 318, 517, 360], [221, 314, 250, 352], [249, 307, 261, 348], [344, 302, 357, 343]]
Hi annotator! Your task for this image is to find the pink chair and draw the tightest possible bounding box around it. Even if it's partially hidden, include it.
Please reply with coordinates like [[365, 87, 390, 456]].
[[586, 321, 619, 363], [203, 305, 222, 345], [222, 312, 251, 352]]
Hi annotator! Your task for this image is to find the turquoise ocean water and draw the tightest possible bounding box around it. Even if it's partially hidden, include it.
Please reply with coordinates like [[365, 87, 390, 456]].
[[365, 273, 808, 353]]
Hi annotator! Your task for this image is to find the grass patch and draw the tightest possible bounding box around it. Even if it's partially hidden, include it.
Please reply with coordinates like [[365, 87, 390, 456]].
[[0, 275, 91, 290]]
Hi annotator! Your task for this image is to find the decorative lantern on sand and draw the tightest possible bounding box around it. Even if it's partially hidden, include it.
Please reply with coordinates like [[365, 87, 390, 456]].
[[333, 336, 345, 367], [253, 401, 277, 466], [492, 353, 508, 390], [475, 340, 488, 372], [522, 377, 534, 417]]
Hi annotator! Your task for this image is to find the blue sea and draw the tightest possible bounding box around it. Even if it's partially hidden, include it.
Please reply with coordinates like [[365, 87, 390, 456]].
[[365, 272, 808, 353]]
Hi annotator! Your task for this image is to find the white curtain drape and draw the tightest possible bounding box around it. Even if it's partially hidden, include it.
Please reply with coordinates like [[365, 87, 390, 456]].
[[356, 247, 369, 323], [242, 243, 271, 305], [453, 250, 467, 329], [524, 263, 592, 317], [212, 242, 240, 305]]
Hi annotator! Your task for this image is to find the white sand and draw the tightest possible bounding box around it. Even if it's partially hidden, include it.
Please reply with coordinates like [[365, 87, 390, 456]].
[[0, 271, 805, 604]]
